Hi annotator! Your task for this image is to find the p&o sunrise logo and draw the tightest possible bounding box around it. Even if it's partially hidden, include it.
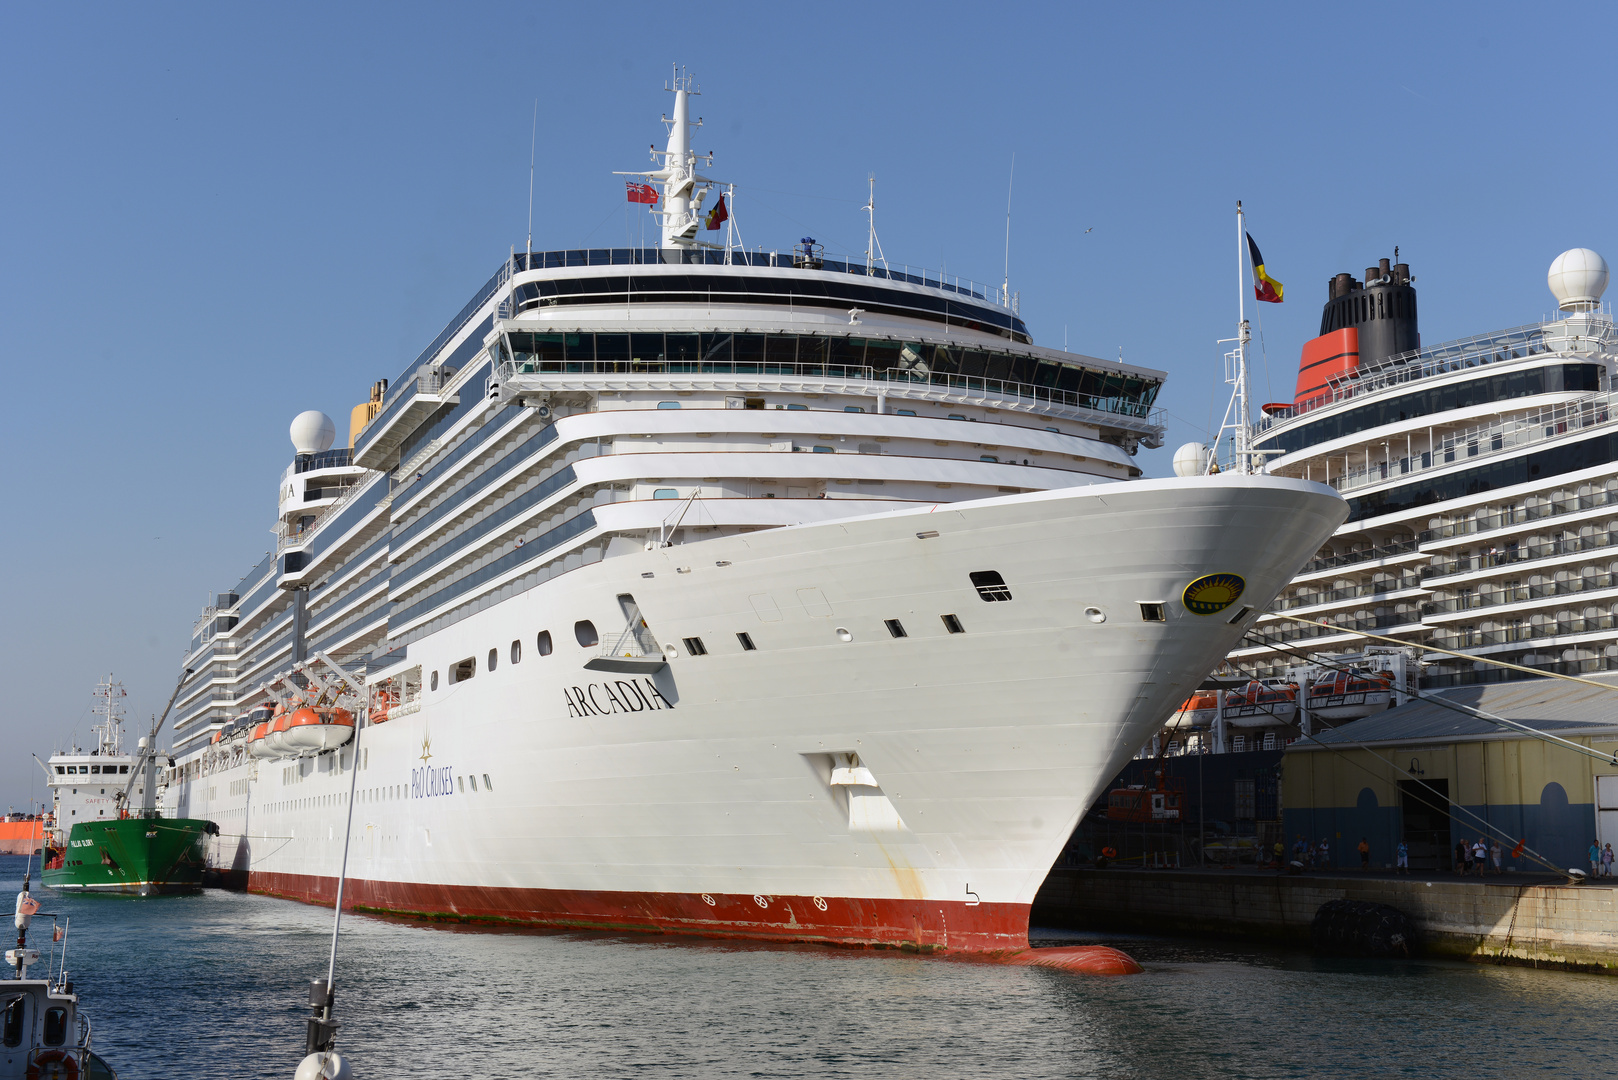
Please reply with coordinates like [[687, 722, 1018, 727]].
[[1182, 573, 1246, 616]]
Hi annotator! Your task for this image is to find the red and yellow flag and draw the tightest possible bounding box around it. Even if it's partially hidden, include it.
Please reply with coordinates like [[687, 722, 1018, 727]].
[[705, 195, 728, 231], [1246, 232, 1284, 304]]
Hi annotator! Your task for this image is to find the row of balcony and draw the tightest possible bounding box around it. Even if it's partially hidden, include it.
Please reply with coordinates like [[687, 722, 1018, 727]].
[[1422, 570, 1618, 615]]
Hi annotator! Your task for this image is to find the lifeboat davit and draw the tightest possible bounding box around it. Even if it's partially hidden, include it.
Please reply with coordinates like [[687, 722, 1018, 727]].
[[248, 721, 277, 760], [283, 707, 356, 753], [369, 688, 395, 725], [1305, 670, 1393, 722]]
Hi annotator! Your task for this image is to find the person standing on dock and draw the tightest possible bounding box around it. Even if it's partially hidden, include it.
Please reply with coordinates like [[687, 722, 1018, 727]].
[[1456, 839, 1468, 875], [1591, 840, 1602, 877], [1357, 837, 1370, 870], [1318, 838, 1330, 869], [1472, 839, 1487, 877], [1396, 840, 1409, 874], [1603, 843, 1614, 878]]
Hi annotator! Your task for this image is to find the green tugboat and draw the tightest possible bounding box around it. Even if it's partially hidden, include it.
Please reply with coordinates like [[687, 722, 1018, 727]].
[[39, 675, 215, 896]]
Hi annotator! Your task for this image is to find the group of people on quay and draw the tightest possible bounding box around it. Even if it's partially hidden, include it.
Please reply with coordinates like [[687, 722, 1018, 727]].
[[1590, 841, 1616, 878]]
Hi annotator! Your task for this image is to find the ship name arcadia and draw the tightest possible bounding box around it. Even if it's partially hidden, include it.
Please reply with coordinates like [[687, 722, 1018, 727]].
[[564, 678, 675, 717]]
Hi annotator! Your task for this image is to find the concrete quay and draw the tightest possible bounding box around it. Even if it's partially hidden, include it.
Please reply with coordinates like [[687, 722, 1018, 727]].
[[1032, 866, 1618, 973]]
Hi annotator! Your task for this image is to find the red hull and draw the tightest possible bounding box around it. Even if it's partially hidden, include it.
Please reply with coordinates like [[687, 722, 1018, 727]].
[[249, 870, 1031, 953]]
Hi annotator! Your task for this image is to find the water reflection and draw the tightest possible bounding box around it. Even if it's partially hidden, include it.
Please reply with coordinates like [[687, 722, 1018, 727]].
[[4, 858, 1613, 1079]]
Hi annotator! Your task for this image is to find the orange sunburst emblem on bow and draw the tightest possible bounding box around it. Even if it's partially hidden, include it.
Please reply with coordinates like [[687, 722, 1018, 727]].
[[1182, 573, 1246, 616]]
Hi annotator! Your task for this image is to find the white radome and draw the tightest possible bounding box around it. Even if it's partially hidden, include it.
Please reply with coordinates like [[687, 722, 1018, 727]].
[[290, 411, 337, 455], [1172, 442, 1210, 478], [1547, 248, 1609, 312]]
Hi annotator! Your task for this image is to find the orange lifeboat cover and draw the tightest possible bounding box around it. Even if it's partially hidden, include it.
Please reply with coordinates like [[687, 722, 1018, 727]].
[[287, 706, 320, 727], [250, 722, 269, 741], [271, 711, 295, 733]]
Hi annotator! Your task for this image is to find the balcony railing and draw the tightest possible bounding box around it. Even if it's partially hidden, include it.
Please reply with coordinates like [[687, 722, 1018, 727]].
[[1423, 531, 1617, 580], [499, 357, 1163, 423], [1431, 612, 1618, 650], [1273, 575, 1425, 612], [1423, 569, 1618, 616], [1327, 391, 1617, 494]]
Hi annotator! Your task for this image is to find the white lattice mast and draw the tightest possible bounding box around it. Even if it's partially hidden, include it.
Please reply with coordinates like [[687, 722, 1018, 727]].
[[1212, 200, 1257, 475], [90, 675, 127, 756], [615, 66, 722, 256], [863, 175, 887, 273]]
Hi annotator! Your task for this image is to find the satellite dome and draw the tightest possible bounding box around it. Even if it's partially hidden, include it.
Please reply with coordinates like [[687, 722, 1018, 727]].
[[1172, 442, 1210, 478], [290, 411, 337, 456], [1547, 248, 1608, 312]]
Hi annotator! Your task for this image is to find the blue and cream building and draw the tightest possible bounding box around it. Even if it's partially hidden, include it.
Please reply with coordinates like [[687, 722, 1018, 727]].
[[1282, 675, 1618, 873]]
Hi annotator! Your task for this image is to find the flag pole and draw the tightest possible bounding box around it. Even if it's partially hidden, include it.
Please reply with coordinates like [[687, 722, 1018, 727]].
[[1235, 200, 1252, 476]]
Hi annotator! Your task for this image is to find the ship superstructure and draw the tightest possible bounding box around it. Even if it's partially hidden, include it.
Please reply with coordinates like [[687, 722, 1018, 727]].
[[1226, 247, 1618, 728], [160, 75, 1345, 950]]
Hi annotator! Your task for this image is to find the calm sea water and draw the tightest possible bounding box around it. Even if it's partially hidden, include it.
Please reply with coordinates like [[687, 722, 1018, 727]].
[[4, 855, 1615, 1079]]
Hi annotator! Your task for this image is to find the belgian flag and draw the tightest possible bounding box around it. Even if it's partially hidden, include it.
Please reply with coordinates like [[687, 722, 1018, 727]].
[[1246, 232, 1284, 303]]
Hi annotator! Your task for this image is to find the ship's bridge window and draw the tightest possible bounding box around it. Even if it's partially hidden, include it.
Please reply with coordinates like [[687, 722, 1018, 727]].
[[120, 765, 129, 773], [2, 995, 24, 1047], [537, 630, 553, 656], [54, 766, 63, 774], [451, 657, 475, 683], [653, 488, 680, 499], [575, 621, 599, 648], [657, 401, 681, 410], [787, 403, 808, 411], [42, 1006, 66, 1047], [970, 571, 1013, 602], [896, 409, 916, 416], [844, 406, 864, 413]]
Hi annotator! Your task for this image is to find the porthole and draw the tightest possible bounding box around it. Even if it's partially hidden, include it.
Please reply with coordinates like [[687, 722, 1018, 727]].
[[575, 620, 599, 648], [836, 627, 853, 642], [487, 647, 498, 672], [1085, 607, 1106, 624], [510, 639, 522, 664], [483, 773, 493, 790], [537, 630, 553, 656], [430, 670, 439, 691], [452, 657, 476, 683]]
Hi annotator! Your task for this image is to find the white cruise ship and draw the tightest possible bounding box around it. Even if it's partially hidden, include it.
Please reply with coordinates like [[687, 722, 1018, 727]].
[[162, 75, 1344, 952], [1232, 247, 1618, 700]]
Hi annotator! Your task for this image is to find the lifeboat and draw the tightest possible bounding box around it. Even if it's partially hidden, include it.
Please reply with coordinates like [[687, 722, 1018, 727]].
[[263, 708, 295, 756], [1164, 689, 1220, 730], [1164, 681, 1297, 730], [1304, 670, 1393, 722], [283, 707, 356, 753], [248, 721, 278, 760], [1222, 680, 1298, 729]]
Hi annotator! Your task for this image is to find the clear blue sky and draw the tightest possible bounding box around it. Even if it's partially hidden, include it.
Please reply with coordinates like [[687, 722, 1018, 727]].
[[3, 2, 1615, 808]]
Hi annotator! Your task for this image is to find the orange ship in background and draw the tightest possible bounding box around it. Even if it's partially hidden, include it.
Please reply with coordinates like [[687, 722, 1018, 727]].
[[0, 812, 46, 856]]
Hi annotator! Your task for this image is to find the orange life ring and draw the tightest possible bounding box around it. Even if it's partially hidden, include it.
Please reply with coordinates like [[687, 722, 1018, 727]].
[[28, 1049, 80, 1080]]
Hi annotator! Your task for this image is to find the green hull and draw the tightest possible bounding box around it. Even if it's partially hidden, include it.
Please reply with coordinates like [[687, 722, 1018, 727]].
[[43, 818, 213, 896]]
